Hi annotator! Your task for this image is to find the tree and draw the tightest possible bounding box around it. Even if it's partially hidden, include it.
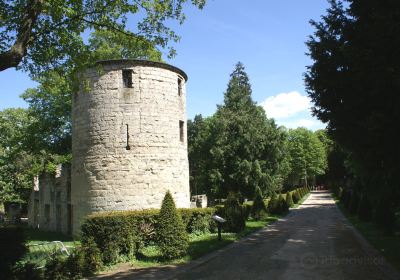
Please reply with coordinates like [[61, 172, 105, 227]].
[[156, 191, 189, 259], [305, 0, 400, 204], [286, 128, 327, 186], [251, 186, 267, 220], [208, 62, 289, 198], [0, 0, 206, 74], [0, 108, 36, 204], [0, 30, 162, 206]]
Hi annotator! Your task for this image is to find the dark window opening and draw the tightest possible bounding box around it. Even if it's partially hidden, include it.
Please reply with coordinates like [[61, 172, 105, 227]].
[[179, 121, 184, 142], [44, 204, 50, 223], [123, 70, 133, 88], [126, 124, 131, 150], [178, 78, 183, 96]]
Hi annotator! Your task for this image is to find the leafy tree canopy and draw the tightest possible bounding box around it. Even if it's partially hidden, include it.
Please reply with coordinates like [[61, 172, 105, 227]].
[[0, 0, 206, 74]]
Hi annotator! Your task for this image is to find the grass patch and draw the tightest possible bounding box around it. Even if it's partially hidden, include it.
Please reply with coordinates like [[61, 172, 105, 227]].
[[22, 228, 77, 266], [336, 202, 400, 271]]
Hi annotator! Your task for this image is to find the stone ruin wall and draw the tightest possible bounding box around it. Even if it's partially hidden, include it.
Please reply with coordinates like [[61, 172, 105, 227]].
[[28, 164, 71, 235], [71, 60, 190, 235]]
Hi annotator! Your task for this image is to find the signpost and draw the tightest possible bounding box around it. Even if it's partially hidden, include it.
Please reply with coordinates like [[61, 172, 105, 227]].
[[212, 215, 226, 241]]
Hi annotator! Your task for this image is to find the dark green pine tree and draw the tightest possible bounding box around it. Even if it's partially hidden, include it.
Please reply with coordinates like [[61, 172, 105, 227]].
[[156, 191, 189, 259], [209, 62, 286, 199]]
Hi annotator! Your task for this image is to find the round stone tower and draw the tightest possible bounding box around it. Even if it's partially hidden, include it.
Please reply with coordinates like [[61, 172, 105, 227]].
[[71, 60, 190, 235]]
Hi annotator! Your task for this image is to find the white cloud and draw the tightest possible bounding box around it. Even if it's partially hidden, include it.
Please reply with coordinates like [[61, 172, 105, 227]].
[[260, 91, 311, 119], [259, 91, 326, 131]]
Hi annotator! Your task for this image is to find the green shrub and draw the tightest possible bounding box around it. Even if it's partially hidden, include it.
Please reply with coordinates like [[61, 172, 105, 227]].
[[285, 192, 294, 208], [357, 194, 372, 222], [349, 192, 359, 215], [44, 253, 68, 280], [292, 191, 300, 204], [12, 262, 44, 280], [278, 194, 289, 213], [63, 249, 85, 280], [81, 205, 216, 263], [156, 191, 189, 259], [180, 208, 216, 234], [375, 195, 396, 234], [251, 187, 267, 220], [223, 192, 246, 233], [81, 209, 158, 264], [80, 237, 102, 275], [343, 190, 352, 209], [0, 227, 27, 280], [267, 192, 279, 214]]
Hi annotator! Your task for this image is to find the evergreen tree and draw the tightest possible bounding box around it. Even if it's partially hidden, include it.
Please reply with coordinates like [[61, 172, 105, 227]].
[[251, 187, 267, 220], [223, 192, 246, 233], [156, 191, 189, 259], [206, 62, 289, 199], [305, 0, 400, 210], [286, 192, 294, 208]]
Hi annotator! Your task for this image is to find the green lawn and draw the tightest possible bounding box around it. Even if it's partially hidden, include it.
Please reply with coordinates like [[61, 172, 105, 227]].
[[22, 228, 77, 266], [336, 202, 400, 271]]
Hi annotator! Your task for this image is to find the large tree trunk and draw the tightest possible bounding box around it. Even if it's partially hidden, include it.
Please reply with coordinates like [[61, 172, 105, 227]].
[[0, 0, 43, 72]]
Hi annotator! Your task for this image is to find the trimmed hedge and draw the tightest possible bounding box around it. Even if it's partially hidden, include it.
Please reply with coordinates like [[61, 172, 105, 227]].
[[81, 207, 216, 264]]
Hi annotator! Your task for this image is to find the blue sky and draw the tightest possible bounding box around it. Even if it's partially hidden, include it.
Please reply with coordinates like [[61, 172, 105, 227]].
[[0, 0, 329, 130]]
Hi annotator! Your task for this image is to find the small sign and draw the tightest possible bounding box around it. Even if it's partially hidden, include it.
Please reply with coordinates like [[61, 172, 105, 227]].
[[212, 215, 226, 223]]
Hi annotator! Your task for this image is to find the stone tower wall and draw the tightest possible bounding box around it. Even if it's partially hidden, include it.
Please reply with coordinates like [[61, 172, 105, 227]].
[[71, 60, 190, 235]]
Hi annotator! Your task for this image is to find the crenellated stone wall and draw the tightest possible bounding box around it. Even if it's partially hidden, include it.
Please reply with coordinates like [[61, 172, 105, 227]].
[[71, 60, 190, 235]]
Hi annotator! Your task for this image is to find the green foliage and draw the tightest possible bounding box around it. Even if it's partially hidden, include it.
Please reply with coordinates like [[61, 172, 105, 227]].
[[156, 191, 189, 259], [267, 192, 279, 214], [292, 191, 300, 204], [277, 194, 289, 214], [0, 227, 27, 279], [81, 205, 215, 263], [349, 192, 360, 215], [180, 208, 216, 235], [188, 63, 291, 199], [251, 187, 267, 220], [223, 192, 246, 233], [375, 195, 396, 234], [0, 0, 206, 73], [286, 128, 327, 186], [357, 195, 372, 222], [285, 192, 294, 208], [43, 253, 67, 280], [12, 262, 44, 280], [305, 0, 400, 209]]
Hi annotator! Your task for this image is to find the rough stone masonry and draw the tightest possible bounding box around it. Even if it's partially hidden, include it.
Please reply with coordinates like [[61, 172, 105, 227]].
[[70, 60, 190, 235]]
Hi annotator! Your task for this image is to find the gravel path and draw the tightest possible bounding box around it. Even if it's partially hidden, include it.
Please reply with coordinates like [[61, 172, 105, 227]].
[[96, 191, 400, 280]]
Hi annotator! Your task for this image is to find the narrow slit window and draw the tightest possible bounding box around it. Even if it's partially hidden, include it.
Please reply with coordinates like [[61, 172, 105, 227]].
[[178, 78, 183, 96], [122, 70, 133, 88], [179, 120, 184, 142], [126, 124, 131, 150], [44, 204, 50, 223]]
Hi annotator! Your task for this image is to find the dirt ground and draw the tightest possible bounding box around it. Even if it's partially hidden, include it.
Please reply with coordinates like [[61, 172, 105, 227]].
[[95, 191, 400, 280]]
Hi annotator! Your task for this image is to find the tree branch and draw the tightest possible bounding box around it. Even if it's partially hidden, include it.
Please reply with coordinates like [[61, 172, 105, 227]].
[[0, 0, 43, 71]]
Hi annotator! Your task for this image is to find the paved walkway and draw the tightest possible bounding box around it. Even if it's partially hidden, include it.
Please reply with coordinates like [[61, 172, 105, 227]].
[[96, 191, 400, 280]]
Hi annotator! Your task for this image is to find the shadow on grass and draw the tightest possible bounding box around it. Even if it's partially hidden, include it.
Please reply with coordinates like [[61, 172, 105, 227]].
[[24, 228, 73, 243], [336, 201, 400, 271]]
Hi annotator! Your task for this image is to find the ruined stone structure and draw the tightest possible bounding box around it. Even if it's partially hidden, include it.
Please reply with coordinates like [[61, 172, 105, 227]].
[[28, 60, 191, 236], [28, 164, 72, 235]]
